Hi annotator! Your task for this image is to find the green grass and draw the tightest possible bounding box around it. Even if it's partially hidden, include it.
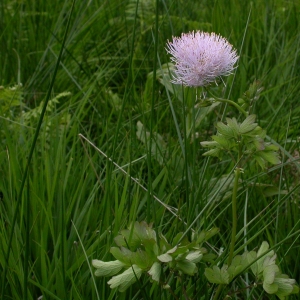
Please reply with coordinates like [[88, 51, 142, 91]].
[[0, 0, 300, 299]]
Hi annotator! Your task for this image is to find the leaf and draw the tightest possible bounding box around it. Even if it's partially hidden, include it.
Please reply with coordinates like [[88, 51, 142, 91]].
[[253, 154, 266, 169], [264, 143, 279, 151], [253, 138, 265, 151], [196, 228, 220, 244], [92, 260, 125, 277], [114, 229, 140, 249], [239, 115, 257, 134], [110, 247, 131, 265], [202, 148, 222, 158], [227, 255, 247, 280], [258, 151, 281, 165], [148, 262, 161, 282], [204, 265, 230, 284], [226, 117, 240, 136], [263, 264, 279, 284], [185, 250, 203, 263], [176, 260, 197, 275], [107, 265, 143, 292], [246, 251, 258, 275], [200, 140, 219, 148], [215, 121, 236, 138], [212, 135, 232, 149], [157, 253, 173, 263], [274, 274, 298, 297], [263, 281, 278, 294]]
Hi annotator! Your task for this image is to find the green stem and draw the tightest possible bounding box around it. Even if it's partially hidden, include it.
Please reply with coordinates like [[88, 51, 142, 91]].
[[228, 166, 241, 265], [213, 284, 224, 300], [215, 98, 248, 117]]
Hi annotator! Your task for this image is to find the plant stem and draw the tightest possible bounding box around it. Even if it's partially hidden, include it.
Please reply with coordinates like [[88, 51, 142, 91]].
[[228, 166, 241, 265], [213, 284, 224, 300], [215, 98, 248, 117]]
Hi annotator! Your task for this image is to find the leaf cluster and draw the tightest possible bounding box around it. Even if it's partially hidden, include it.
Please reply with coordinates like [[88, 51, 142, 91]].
[[92, 222, 218, 292], [201, 114, 280, 169], [205, 241, 299, 299]]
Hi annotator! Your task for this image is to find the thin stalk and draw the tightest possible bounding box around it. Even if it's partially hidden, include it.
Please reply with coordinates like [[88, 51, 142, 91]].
[[213, 284, 224, 300], [215, 98, 248, 117], [228, 166, 241, 265]]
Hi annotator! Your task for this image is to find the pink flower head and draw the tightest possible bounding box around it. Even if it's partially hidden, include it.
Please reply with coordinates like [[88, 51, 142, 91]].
[[166, 31, 239, 87]]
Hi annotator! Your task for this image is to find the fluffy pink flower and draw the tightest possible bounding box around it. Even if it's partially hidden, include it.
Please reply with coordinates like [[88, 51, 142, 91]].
[[166, 31, 238, 87]]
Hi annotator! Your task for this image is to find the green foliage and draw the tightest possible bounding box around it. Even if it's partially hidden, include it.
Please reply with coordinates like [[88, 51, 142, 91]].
[[0, 0, 300, 299], [205, 242, 299, 298], [201, 114, 281, 169], [93, 222, 218, 292]]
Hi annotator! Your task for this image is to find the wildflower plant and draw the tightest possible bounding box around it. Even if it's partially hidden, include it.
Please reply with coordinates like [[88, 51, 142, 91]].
[[92, 31, 299, 299]]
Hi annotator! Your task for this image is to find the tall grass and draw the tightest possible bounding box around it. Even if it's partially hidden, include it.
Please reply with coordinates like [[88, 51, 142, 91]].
[[0, 0, 299, 299]]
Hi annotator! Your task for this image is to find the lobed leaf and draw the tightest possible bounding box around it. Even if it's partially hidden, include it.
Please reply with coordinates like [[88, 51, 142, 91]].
[[92, 260, 126, 277], [107, 265, 143, 292]]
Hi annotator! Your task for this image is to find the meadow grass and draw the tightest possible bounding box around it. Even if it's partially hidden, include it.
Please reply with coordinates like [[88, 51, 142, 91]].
[[0, 0, 300, 299]]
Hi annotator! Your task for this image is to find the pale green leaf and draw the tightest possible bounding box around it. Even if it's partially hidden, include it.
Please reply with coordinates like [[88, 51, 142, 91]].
[[202, 148, 222, 158], [246, 251, 258, 275], [263, 281, 278, 294], [148, 262, 161, 282], [200, 140, 219, 148], [107, 265, 142, 292], [274, 274, 297, 297], [263, 264, 279, 284], [185, 250, 203, 263], [92, 260, 125, 277], [157, 253, 172, 263]]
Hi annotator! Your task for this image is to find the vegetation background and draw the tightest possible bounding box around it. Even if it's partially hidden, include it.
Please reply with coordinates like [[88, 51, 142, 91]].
[[0, 0, 299, 299]]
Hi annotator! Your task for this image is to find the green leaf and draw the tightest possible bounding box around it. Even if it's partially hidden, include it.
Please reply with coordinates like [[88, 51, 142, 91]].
[[110, 247, 132, 265], [148, 262, 161, 282], [227, 255, 248, 280], [134, 221, 156, 242], [226, 117, 240, 137], [107, 265, 143, 292], [216, 121, 236, 138], [274, 274, 298, 298], [263, 264, 279, 284], [253, 138, 265, 151], [114, 229, 140, 249], [204, 265, 230, 284], [196, 228, 220, 244], [264, 143, 279, 151], [253, 154, 267, 169], [157, 253, 173, 263], [92, 260, 125, 277], [202, 148, 222, 158], [246, 251, 258, 275], [258, 151, 281, 165], [176, 260, 197, 275], [212, 135, 232, 149], [263, 281, 278, 294], [185, 250, 203, 263], [200, 141, 219, 148], [239, 114, 257, 134]]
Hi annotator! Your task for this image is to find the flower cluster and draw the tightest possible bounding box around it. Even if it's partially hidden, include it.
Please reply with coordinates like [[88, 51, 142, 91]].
[[166, 31, 238, 87]]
